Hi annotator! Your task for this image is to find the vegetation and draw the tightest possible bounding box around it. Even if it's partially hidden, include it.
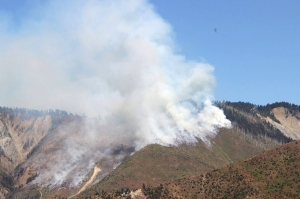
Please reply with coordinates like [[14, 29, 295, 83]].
[[73, 128, 269, 198], [78, 141, 300, 198], [0, 106, 70, 118], [217, 101, 293, 143], [0, 168, 14, 192], [257, 102, 300, 117], [1, 101, 299, 198], [72, 101, 300, 199]]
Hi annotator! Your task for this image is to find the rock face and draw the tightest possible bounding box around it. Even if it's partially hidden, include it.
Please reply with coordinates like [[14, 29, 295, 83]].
[[0, 108, 54, 197], [270, 107, 300, 140], [219, 101, 300, 144], [0, 112, 52, 173], [0, 107, 134, 198]]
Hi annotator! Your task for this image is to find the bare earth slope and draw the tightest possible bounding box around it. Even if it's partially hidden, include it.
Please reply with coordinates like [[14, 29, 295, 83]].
[[0, 111, 52, 173], [268, 107, 300, 140]]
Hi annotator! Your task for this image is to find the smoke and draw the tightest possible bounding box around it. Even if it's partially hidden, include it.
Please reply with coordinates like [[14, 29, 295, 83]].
[[0, 0, 231, 187]]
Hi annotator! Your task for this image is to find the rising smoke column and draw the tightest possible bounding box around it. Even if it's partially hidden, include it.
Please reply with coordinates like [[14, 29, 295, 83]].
[[0, 0, 231, 187]]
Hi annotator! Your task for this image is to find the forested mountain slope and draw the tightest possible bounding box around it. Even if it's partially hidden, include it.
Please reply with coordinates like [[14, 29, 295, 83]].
[[0, 101, 299, 198], [140, 141, 300, 199], [74, 102, 300, 199], [217, 101, 297, 143]]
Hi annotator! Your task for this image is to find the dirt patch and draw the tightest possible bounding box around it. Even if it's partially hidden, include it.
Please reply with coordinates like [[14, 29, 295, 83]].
[[270, 107, 300, 140], [69, 165, 101, 198]]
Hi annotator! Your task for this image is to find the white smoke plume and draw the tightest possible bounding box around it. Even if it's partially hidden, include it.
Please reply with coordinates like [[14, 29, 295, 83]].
[[0, 0, 231, 187]]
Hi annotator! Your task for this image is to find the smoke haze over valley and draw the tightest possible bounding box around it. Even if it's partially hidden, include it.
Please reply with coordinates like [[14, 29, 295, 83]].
[[0, 0, 231, 188]]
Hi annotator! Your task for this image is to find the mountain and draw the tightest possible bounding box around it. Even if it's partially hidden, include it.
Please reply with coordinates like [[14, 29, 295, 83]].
[[0, 107, 134, 198], [73, 102, 300, 198], [0, 102, 299, 198], [135, 140, 300, 199], [218, 101, 299, 141]]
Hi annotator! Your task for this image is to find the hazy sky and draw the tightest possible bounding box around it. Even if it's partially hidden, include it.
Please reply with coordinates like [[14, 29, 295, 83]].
[[150, 0, 300, 105], [1, 0, 299, 106]]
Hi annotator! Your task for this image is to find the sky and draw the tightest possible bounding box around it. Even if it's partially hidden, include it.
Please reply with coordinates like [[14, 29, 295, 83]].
[[0, 0, 299, 106], [150, 0, 300, 105]]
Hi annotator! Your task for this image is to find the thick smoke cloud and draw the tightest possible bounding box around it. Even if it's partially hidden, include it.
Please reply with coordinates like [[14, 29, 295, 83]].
[[0, 0, 231, 187]]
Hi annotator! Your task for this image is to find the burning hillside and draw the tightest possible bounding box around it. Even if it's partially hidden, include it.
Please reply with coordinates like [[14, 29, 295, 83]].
[[0, 0, 231, 190]]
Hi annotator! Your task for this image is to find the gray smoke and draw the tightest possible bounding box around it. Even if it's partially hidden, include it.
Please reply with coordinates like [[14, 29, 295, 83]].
[[0, 0, 231, 187]]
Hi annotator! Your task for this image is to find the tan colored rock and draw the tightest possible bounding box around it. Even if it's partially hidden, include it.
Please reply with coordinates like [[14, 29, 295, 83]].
[[0, 113, 52, 173]]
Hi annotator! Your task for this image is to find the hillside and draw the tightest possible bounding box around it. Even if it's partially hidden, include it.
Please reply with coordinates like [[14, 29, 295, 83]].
[[11, 127, 265, 199], [144, 140, 300, 199], [74, 141, 300, 199], [217, 101, 295, 144], [0, 107, 53, 174], [0, 102, 299, 198], [74, 101, 300, 199], [0, 166, 14, 198], [75, 128, 264, 195]]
